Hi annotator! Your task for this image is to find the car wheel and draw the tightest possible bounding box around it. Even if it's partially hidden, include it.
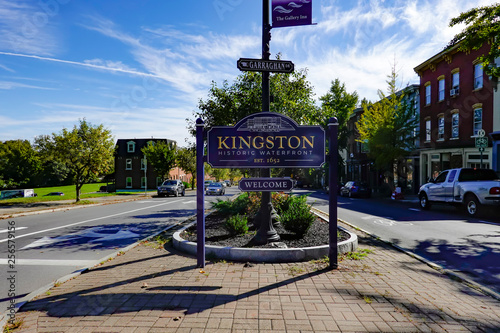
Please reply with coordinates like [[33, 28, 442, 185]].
[[182, 189, 185, 196], [419, 193, 430, 210], [348, 191, 353, 198], [464, 194, 480, 217], [174, 190, 179, 197]]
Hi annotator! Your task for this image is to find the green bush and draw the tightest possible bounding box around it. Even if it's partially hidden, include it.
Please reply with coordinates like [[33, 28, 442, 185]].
[[212, 195, 248, 217], [279, 196, 315, 236], [225, 214, 249, 235]]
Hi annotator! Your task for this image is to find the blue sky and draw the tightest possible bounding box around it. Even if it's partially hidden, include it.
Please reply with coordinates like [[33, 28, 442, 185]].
[[0, 0, 496, 147]]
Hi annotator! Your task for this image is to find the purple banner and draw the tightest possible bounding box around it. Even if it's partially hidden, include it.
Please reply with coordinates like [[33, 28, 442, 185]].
[[272, 0, 312, 28], [207, 112, 325, 168]]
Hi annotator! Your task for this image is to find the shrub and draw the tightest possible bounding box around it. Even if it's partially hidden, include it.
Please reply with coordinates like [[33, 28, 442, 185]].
[[225, 214, 249, 235], [272, 192, 292, 215], [212, 195, 248, 217], [279, 196, 315, 236], [246, 192, 262, 217]]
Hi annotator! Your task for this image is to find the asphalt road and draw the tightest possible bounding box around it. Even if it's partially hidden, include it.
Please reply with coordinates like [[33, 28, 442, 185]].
[[301, 189, 500, 295], [0, 187, 238, 319]]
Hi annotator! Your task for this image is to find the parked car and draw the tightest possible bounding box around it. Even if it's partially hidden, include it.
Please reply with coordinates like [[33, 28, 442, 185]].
[[206, 182, 225, 196], [224, 180, 231, 187], [340, 181, 371, 198], [157, 180, 185, 197], [418, 168, 500, 217], [45, 192, 64, 196]]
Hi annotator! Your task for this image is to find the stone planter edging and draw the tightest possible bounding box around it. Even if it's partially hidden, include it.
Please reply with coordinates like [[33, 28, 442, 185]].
[[173, 218, 358, 263]]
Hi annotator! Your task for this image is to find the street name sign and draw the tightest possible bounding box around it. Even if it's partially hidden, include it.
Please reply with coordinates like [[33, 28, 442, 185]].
[[475, 137, 488, 148], [237, 58, 294, 73], [238, 178, 294, 192], [207, 112, 325, 168]]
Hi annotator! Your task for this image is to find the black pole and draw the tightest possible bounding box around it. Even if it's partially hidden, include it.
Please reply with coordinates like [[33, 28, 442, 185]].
[[252, 0, 280, 245], [328, 117, 339, 269]]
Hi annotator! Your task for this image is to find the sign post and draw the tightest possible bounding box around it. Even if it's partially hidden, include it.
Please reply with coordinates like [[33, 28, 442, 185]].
[[475, 129, 488, 169], [328, 117, 339, 270], [196, 118, 205, 268]]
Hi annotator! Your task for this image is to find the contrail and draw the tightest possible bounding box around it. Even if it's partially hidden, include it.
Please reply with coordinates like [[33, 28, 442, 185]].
[[0, 51, 163, 79]]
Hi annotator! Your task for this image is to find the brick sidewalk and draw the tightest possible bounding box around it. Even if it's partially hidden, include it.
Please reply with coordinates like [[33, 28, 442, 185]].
[[9, 229, 500, 333]]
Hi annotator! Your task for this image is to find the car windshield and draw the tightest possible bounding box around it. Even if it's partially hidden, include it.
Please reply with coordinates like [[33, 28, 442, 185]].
[[162, 180, 177, 185], [210, 183, 222, 188]]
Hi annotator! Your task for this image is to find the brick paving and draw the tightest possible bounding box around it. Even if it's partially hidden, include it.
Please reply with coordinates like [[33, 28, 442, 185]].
[[7, 226, 500, 333]]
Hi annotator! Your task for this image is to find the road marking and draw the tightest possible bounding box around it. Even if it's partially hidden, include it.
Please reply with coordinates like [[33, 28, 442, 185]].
[[0, 227, 27, 233], [183, 200, 196, 204], [0, 259, 96, 266], [0, 200, 182, 244]]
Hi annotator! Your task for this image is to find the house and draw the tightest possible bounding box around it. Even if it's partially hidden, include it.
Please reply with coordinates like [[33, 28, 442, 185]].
[[414, 42, 495, 181], [115, 138, 183, 191]]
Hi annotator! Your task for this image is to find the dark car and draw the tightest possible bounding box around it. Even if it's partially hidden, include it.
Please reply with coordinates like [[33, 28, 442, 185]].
[[340, 181, 371, 198], [157, 180, 185, 197], [45, 192, 64, 196], [325, 182, 344, 195]]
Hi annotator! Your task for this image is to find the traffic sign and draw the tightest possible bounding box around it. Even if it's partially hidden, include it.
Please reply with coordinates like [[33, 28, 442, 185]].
[[238, 178, 294, 192], [475, 137, 488, 148], [237, 58, 294, 73], [477, 129, 486, 137]]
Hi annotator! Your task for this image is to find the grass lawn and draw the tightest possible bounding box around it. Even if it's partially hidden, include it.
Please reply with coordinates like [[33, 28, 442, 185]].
[[0, 183, 149, 205]]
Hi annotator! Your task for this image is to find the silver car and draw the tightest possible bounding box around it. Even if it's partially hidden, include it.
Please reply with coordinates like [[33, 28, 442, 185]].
[[205, 182, 225, 196], [157, 180, 185, 197]]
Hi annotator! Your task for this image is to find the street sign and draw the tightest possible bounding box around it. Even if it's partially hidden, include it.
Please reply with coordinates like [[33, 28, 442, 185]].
[[477, 129, 486, 137], [237, 58, 294, 73], [238, 178, 294, 192], [272, 0, 312, 28], [475, 137, 488, 148], [479, 147, 485, 152], [207, 112, 325, 168]]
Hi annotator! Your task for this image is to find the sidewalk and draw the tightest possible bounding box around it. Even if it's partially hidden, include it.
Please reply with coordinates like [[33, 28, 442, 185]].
[[7, 221, 500, 332]]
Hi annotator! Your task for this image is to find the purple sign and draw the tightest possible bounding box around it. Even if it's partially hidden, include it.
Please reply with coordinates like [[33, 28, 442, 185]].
[[207, 112, 325, 168], [239, 178, 294, 192], [272, 0, 312, 28]]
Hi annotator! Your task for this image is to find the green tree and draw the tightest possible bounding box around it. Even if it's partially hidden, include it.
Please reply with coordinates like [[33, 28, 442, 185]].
[[141, 140, 177, 182], [35, 119, 114, 202], [356, 67, 418, 189], [188, 64, 318, 134], [0, 140, 41, 188], [449, 3, 500, 78], [176, 145, 196, 189]]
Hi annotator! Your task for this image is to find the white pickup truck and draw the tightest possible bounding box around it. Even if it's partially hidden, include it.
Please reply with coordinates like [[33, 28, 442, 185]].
[[418, 168, 500, 217]]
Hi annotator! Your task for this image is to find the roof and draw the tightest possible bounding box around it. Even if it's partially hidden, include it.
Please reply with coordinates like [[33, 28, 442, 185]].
[[115, 138, 176, 157]]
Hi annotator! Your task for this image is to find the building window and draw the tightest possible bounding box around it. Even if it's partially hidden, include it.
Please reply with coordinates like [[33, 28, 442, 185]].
[[127, 141, 135, 153], [452, 71, 460, 93], [126, 177, 132, 188], [126, 159, 132, 170], [474, 63, 483, 89], [141, 158, 146, 170], [425, 84, 431, 105], [426, 119, 431, 141], [473, 108, 482, 136], [438, 77, 445, 101], [451, 112, 459, 139], [141, 177, 146, 188], [437, 115, 444, 140]]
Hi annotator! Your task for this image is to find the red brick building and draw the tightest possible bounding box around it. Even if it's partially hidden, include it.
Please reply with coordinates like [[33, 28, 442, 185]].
[[414, 42, 495, 180]]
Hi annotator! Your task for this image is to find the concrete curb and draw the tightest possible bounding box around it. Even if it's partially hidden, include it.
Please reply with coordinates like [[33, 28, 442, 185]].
[[172, 217, 358, 263]]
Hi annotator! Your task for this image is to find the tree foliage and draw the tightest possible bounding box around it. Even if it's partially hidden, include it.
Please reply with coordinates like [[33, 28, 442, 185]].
[[188, 64, 318, 134], [449, 3, 500, 78], [141, 140, 177, 182], [176, 145, 196, 189], [35, 119, 114, 201], [356, 68, 418, 178], [0, 140, 41, 188]]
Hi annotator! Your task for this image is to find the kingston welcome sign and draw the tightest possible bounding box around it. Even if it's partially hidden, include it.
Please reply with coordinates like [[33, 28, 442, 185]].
[[207, 112, 325, 168]]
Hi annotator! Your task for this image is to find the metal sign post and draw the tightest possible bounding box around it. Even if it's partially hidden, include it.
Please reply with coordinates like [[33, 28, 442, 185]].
[[328, 117, 339, 270], [196, 118, 206, 268]]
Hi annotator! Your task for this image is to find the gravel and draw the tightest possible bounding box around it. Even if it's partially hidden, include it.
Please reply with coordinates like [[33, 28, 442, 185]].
[[181, 212, 350, 249]]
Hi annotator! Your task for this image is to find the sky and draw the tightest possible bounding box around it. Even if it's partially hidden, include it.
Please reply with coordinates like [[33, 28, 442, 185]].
[[0, 0, 497, 147]]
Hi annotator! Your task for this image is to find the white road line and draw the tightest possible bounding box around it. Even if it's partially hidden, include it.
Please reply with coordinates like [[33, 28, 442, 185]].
[[182, 200, 196, 204], [0, 259, 96, 266], [0, 200, 183, 244], [0, 227, 27, 233], [409, 208, 420, 212]]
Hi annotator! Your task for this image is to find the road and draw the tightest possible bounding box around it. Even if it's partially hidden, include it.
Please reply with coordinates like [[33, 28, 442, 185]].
[[0, 187, 239, 319], [301, 189, 500, 295]]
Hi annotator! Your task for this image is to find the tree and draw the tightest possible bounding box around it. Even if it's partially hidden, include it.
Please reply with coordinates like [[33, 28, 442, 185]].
[[176, 145, 196, 189], [315, 79, 359, 181], [141, 140, 177, 182], [35, 119, 114, 202], [449, 3, 500, 78], [188, 62, 319, 134], [0, 140, 41, 188], [356, 67, 418, 189]]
